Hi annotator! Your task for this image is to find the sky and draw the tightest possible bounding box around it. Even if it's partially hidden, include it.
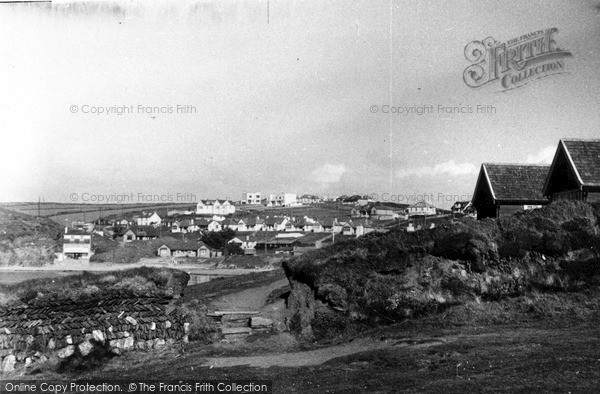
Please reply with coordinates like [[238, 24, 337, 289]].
[[1, 0, 599, 208]]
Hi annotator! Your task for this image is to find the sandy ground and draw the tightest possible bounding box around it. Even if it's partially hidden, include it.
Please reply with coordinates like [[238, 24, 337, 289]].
[[202, 337, 446, 368]]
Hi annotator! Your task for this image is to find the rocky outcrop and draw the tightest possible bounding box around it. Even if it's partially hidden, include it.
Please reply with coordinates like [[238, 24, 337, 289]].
[[285, 280, 316, 339]]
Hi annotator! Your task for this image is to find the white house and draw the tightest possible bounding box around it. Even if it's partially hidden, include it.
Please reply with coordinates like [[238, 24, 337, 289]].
[[136, 212, 162, 226], [266, 193, 297, 207], [241, 192, 262, 205], [196, 199, 236, 215], [228, 234, 258, 251], [408, 201, 437, 216], [60, 228, 92, 260]]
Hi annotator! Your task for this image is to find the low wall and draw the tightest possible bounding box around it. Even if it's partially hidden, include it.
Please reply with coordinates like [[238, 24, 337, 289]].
[[0, 292, 188, 373]]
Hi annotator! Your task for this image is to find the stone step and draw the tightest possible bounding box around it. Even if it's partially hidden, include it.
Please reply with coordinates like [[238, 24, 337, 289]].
[[221, 327, 252, 335]]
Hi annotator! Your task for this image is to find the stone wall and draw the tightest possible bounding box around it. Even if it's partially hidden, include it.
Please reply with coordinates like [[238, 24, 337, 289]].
[[0, 292, 188, 373]]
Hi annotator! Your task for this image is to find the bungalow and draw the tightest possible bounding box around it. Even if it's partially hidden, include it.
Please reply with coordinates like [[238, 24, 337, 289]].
[[407, 201, 436, 217], [472, 163, 550, 220], [246, 217, 265, 231], [136, 212, 161, 226], [157, 240, 221, 258], [543, 139, 600, 203], [196, 199, 235, 215], [451, 201, 473, 215], [320, 218, 341, 233], [130, 226, 160, 240], [265, 217, 288, 231], [227, 233, 258, 253], [341, 222, 355, 236], [196, 218, 222, 232], [298, 194, 321, 204], [225, 218, 248, 232]]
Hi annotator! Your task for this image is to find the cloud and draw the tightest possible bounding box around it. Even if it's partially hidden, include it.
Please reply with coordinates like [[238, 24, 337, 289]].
[[396, 160, 477, 179], [525, 146, 556, 164], [311, 163, 346, 184]]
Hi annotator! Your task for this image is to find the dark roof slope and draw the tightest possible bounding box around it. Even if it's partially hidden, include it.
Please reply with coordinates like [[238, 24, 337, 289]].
[[484, 163, 550, 202], [562, 139, 600, 186]]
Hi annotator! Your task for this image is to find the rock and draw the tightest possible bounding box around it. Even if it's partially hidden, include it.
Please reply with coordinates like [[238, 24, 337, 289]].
[[25, 357, 32, 366], [125, 316, 137, 325], [152, 338, 165, 349], [47, 338, 55, 350], [57, 345, 75, 359], [183, 322, 190, 334], [92, 330, 105, 343], [165, 320, 172, 329], [65, 335, 73, 345], [39, 355, 48, 363], [250, 317, 273, 328], [150, 322, 156, 330], [123, 337, 134, 350], [78, 341, 94, 357], [123, 331, 130, 338], [135, 341, 146, 350], [2, 354, 16, 372], [286, 281, 316, 339]]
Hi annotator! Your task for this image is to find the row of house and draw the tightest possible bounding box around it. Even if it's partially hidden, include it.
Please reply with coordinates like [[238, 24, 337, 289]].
[[350, 201, 438, 220], [472, 138, 600, 219]]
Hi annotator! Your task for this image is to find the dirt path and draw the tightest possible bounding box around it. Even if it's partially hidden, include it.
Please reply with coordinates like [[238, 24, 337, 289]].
[[202, 337, 446, 368], [209, 277, 289, 311]]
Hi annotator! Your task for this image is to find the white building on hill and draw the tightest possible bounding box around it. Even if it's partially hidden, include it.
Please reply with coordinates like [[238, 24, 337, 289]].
[[196, 199, 235, 215]]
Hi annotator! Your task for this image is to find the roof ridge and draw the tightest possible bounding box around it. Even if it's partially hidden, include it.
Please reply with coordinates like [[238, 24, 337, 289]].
[[483, 162, 551, 167], [561, 138, 600, 142]]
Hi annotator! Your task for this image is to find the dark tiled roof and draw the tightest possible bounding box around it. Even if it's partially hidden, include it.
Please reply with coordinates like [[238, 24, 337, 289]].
[[562, 139, 600, 186], [158, 240, 211, 251], [65, 229, 89, 236], [484, 163, 550, 202]]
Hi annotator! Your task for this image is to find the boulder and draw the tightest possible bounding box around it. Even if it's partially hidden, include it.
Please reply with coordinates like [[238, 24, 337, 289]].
[[250, 317, 273, 328], [92, 330, 105, 343], [123, 337, 134, 350], [1, 354, 16, 372], [57, 345, 75, 359], [78, 341, 94, 357]]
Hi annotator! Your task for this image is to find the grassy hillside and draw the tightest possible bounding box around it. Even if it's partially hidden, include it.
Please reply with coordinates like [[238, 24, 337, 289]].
[[283, 201, 600, 340], [0, 208, 63, 266]]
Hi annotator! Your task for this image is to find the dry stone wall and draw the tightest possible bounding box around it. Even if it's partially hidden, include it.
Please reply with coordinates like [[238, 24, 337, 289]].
[[0, 292, 189, 373]]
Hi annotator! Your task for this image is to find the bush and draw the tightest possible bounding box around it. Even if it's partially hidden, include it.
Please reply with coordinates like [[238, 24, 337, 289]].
[[178, 300, 218, 343]]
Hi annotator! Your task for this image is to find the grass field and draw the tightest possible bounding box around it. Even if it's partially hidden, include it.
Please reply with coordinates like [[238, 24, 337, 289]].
[[0, 270, 82, 285], [0, 202, 196, 224]]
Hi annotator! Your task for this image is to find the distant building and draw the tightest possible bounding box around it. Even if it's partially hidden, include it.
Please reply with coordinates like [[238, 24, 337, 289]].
[[61, 228, 92, 260], [136, 212, 161, 226], [451, 201, 474, 215], [157, 240, 221, 258], [196, 199, 235, 215], [266, 193, 297, 207], [543, 139, 600, 203], [407, 201, 437, 216], [228, 234, 258, 254], [241, 192, 262, 205], [298, 194, 321, 204], [472, 163, 550, 220]]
